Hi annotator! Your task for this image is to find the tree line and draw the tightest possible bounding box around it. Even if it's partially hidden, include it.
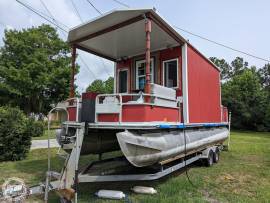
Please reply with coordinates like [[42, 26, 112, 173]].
[[210, 57, 270, 131]]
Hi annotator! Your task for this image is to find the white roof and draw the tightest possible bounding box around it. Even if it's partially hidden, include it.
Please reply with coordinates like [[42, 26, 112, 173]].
[[67, 8, 220, 71], [68, 8, 186, 60]]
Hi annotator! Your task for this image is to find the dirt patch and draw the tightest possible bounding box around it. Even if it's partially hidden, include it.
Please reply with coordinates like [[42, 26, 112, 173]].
[[216, 173, 256, 197], [201, 189, 221, 203]]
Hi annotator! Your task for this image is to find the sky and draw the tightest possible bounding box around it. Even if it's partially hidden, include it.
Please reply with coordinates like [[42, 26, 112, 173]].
[[0, 0, 269, 92]]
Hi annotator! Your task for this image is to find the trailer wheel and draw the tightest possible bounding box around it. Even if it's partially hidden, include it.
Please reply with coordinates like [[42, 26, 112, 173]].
[[60, 197, 72, 203], [205, 150, 214, 167], [213, 148, 220, 163]]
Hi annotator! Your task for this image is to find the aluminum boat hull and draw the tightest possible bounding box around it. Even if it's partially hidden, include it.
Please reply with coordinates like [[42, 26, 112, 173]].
[[116, 127, 229, 167]]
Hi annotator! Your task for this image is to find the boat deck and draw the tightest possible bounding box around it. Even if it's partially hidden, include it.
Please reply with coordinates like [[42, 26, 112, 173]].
[[63, 121, 229, 130]]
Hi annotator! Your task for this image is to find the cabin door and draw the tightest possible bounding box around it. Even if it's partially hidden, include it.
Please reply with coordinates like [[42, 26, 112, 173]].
[[118, 69, 128, 93]]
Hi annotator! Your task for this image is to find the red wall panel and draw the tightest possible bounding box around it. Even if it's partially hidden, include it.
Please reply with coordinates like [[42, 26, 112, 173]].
[[160, 47, 182, 96], [67, 107, 77, 121], [187, 45, 221, 123], [97, 105, 180, 122], [117, 59, 132, 93]]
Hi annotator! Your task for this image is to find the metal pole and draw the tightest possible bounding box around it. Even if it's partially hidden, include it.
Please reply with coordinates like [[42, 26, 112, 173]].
[[144, 18, 151, 102], [74, 130, 79, 203], [70, 45, 76, 98], [44, 110, 52, 203], [44, 107, 69, 202], [227, 112, 232, 150]]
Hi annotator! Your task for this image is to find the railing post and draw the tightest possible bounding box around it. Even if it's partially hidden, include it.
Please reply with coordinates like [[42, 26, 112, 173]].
[[119, 94, 122, 123]]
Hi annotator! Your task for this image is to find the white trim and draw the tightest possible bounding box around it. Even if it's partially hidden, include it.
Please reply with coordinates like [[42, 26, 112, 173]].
[[117, 68, 129, 93], [135, 58, 154, 89], [162, 58, 179, 89], [182, 43, 189, 123], [113, 62, 117, 93], [219, 73, 222, 122]]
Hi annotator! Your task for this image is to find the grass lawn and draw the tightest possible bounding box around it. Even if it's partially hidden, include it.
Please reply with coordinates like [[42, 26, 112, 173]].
[[31, 129, 56, 140], [1, 131, 270, 202]]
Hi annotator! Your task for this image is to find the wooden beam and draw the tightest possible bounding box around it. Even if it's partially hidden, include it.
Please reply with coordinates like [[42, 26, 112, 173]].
[[144, 18, 151, 102], [70, 15, 145, 44], [70, 45, 76, 98], [75, 44, 116, 62]]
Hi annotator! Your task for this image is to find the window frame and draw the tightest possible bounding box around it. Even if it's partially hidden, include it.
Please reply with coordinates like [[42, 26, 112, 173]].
[[117, 68, 129, 93], [135, 58, 154, 90], [162, 58, 179, 89]]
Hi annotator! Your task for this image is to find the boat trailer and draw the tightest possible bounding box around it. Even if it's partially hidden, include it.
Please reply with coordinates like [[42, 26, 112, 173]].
[[27, 121, 226, 203]]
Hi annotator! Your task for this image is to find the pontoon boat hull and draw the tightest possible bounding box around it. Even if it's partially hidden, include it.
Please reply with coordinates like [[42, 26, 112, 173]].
[[116, 127, 229, 167]]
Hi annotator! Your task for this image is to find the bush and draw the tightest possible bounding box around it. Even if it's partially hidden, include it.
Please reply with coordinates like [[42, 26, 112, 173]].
[[0, 106, 32, 161], [27, 119, 45, 137]]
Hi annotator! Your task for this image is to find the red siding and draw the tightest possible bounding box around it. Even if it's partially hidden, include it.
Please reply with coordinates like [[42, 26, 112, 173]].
[[67, 106, 77, 121], [160, 47, 182, 96], [221, 106, 228, 122], [98, 105, 180, 122], [187, 45, 221, 123], [117, 59, 132, 93]]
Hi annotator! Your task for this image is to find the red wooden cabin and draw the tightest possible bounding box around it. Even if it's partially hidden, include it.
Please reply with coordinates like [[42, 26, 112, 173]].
[[67, 8, 228, 125]]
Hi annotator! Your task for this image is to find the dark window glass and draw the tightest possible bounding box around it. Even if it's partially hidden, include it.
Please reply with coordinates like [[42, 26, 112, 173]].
[[119, 70, 127, 93], [164, 60, 177, 88]]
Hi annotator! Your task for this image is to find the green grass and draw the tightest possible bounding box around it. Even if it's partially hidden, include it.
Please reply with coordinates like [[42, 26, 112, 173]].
[[31, 129, 56, 140], [1, 131, 270, 202]]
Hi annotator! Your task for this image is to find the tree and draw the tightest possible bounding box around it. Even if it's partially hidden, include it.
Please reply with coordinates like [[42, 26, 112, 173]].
[[258, 63, 270, 89], [210, 57, 232, 81], [86, 77, 114, 94], [0, 24, 78, 114], [0, 106, 32, 161], [104, 77, 114, 93], [231, 57, 249, 76], [222, 69, 267, 131], [258, 63, 270, 129]]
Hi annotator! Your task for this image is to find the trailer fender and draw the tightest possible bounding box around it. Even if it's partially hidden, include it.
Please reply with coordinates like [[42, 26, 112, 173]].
[[200, 146, 218, 159]]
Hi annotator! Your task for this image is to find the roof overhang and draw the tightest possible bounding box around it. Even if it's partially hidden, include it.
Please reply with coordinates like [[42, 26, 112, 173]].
[[68, 8, 187, 61]]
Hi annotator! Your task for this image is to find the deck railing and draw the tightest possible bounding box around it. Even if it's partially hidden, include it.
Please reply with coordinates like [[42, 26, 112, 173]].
[[95, 93, 182, 123]]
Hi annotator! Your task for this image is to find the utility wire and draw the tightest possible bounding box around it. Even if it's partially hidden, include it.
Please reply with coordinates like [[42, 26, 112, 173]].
[[110, 0, 270, 63], [17, 0, 97, 80], [39, 0, 97, 79], [16, 0, 67, 32], [70, 0, 84, 22], [111, 0, 130, 8], [85, 0, 102, 15], [39, 0, 66, 37], [81, 0, 112, 76], [173, 25, 270, 63]]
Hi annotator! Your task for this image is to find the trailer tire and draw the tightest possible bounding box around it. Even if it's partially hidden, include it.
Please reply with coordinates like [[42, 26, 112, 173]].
[[205, 150, 214, 167], [60, 197, 72, 203], [213, 148, 220, 163]]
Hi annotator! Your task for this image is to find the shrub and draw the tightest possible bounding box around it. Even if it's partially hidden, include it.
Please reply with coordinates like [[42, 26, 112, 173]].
[[0, 106, 31, 161], [27, 119, 45, 137]]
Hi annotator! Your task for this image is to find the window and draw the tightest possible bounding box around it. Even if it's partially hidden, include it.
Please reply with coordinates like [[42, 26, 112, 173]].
[[163, 59, 178, 88], [135, 58, 154, 90], [118, 69, 128, 93]]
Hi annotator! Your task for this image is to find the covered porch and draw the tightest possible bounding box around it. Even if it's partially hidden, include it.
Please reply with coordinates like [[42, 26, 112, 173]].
[[67, 8, 187, 123]]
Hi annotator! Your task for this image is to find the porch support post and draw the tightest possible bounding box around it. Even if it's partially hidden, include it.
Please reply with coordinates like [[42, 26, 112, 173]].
[[70, 45, 76, 98], [144, 18, 151, 101]]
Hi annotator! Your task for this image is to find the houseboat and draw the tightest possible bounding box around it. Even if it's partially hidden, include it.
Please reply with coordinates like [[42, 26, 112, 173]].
[[46, 8, 229, 202]]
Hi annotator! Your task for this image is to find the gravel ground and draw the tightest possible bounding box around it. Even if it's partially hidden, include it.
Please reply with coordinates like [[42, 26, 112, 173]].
[[31, 139, 59, 150]]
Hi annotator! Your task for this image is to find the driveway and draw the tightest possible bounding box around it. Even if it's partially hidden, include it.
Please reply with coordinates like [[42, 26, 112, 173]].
[[31, 139, 59, 150]]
